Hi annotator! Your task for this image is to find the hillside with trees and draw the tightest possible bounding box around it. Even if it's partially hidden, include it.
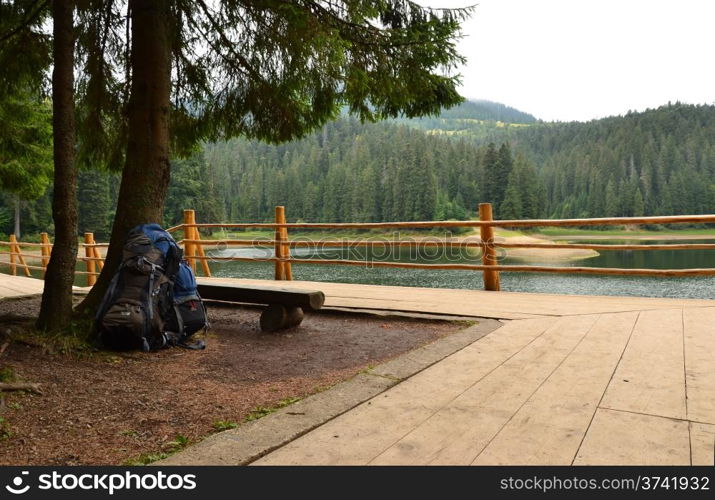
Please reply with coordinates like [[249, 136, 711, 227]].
[[143, 101, 715, 224], [482, 103, 715, 218], [396, 99, 537, 136], [2, 102, 714, 237]]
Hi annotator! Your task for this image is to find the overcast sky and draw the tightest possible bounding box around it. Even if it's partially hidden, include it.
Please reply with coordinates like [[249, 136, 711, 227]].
[[422, 0, 715, 122]]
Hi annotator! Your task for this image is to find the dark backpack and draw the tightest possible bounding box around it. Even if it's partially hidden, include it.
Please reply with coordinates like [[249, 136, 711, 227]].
[[96, 223, 207, 351], [164, 260, 210, 342]]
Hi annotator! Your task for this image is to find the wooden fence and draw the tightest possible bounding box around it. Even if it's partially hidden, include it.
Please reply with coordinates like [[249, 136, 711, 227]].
[[2, 203, 715, 291], [0, 232, 106, 285]]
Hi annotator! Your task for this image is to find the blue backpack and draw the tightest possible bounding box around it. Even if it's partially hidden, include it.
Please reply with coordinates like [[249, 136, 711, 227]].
[[96, 224, 207, 351]]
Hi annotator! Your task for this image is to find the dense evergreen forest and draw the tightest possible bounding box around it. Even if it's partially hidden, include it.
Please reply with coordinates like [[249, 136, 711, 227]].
[[416, 101, 715, 219], [2, 100, 714, 237]]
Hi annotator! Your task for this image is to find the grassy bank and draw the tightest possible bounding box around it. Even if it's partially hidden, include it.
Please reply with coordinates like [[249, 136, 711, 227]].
[[536, 227, 715, 239], [197, 226, 475, 241]]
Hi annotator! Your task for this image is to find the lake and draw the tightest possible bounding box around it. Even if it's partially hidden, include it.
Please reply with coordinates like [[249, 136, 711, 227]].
[[206, 238, 715, 300]]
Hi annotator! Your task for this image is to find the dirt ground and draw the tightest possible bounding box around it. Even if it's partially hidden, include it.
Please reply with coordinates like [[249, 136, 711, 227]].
[[0, 296, 467, 465]]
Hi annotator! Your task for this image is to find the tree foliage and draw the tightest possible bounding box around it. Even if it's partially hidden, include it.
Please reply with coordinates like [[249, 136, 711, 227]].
[[408, 101, 715, 219], [4, 0, 471, 169], [0, 89, 52, 200], [7, 101, 715, 238], [492, 103, 715, 218], [167, 0, 470, 147]]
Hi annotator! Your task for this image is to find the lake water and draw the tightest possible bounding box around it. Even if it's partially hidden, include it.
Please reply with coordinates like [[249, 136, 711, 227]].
[[206, 239, 715, 300]]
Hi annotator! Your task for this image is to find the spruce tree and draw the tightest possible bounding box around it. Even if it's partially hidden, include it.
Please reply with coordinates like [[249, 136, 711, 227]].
[[81, 0, 472, 310], [604, 179, 619, 217], [633, 187, 645, 217], [499, 170, 523, 220], [481, 143, 500, 206], [78, 168, 114, 239], [2, 1, 472, 314], [496, 142, 514, 204], [0, 88, 53, 234], [36, 0, 79, 331]]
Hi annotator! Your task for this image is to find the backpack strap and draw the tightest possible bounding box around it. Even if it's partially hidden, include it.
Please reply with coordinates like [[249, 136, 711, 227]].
[[173, 303, 185, 336], [95, 263, 124, 321], [196, 290, 210, 331]]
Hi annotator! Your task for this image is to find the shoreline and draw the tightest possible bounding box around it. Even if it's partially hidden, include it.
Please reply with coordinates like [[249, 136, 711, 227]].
[[458, 229, 600, 262], [542, 233, 715, 241]]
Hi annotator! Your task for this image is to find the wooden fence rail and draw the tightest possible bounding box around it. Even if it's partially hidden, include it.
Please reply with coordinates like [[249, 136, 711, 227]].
[[2, 204, 714, 291], [178, 213, 715, 230], [0, 232, 104, 284], [180, 239, 715, 251]]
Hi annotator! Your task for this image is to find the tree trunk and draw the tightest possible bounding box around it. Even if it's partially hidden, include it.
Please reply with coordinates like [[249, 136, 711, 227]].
[[13, 196, 20, 238], [36, 0, 78, 331], [78, 0, 172, 314]]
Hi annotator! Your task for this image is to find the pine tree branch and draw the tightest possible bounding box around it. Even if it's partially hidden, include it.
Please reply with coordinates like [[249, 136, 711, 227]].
[[178, 1, 256, 84], [294, 0, 463, 49], [0, 0, 50, 45], [192, 0, 266, 85]]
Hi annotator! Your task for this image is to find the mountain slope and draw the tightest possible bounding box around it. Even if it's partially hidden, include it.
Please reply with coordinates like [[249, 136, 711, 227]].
[[3, 102, 713, 236], [437, 99, 538, 123], [416, 102, 715, 218]]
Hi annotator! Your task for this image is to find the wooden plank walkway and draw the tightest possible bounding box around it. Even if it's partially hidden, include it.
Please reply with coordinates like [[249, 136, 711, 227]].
[[256, 305, 715, 465], [0, 273, 48, 298], [0, 273, 89, 300], [3, 273, 714, 465], [198, 277, 715, 319]]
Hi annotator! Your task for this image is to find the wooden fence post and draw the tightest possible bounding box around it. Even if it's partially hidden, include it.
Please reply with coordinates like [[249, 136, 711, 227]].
[[91, 234, 104, 271], [274, 206, 286, 280], [479, 203, 500, 291], [183, 209, 197, 273], [40, 232, 51, 274], [273, 206, 292, 280], [84, 232, 96, 286], [8, 234, 17, 276], [280, 207, 292, 280], [8, 234, 30, 277], [191, 211, 211, 277]]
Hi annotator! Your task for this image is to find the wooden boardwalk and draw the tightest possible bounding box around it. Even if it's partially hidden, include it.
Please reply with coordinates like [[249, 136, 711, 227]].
[[0, 273, 87, 300], [198, 277, 715, 320], [0, 273, 48, 299], [198, 279, 715, 466], [255, 307, 715, 465], [3, 274, 714, 465]]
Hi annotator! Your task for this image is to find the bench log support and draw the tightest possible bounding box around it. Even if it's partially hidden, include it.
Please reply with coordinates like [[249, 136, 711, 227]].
[[197, 282, 324, 332]]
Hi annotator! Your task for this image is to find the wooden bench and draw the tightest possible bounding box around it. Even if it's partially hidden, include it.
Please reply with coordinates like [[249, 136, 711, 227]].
[[196, 283, 325, 332]]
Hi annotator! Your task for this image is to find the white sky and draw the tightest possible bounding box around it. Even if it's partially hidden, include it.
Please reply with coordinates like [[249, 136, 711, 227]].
[[421, 0, 715, 122]]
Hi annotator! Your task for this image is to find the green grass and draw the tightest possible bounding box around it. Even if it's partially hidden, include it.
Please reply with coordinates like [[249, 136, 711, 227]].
[[165, 434, 189, 450], [122, 397, 301, 465], [244, 397, 302, 423], [123, 452, 169, 466], [536, 227, 715, 238], [200, 227, 474, 241], [7, 319, 96, 356], [0, 366, 16, 382], [0, 417, 13, 440], [212, 420, 238, 431], [220, 222, 710, 241], [122, 434, 190, 466]]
